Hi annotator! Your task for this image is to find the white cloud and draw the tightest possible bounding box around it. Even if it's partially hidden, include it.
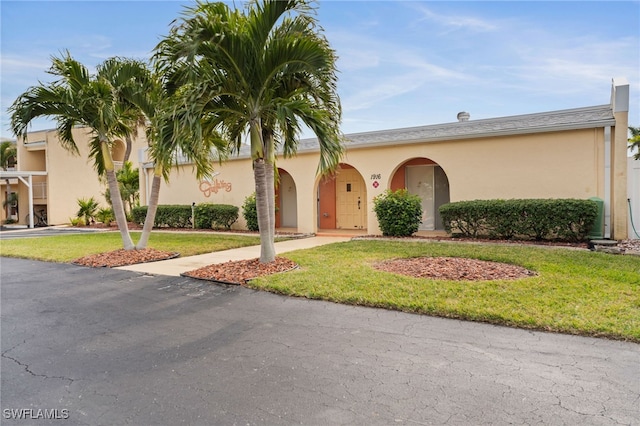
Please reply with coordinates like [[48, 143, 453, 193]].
[[410, 4, 499, 33]]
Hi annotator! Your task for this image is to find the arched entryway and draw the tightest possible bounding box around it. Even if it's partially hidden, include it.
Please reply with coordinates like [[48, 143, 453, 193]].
[[111, 139, 126, 169], [390, 158, 450, 231], [275, 168, 298, 229], [317, 164, 367, 230]]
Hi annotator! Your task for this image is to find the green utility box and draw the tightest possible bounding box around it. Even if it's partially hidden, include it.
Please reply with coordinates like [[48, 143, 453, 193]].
[[588, 197, 604, 240]]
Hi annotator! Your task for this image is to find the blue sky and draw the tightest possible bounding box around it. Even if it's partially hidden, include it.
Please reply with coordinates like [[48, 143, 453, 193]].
[[1, 1, 639, 141]]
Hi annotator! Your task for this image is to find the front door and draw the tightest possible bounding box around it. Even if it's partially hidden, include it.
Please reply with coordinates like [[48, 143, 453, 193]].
[[336, 168, 366, 229], [406, 165, 434, 230]]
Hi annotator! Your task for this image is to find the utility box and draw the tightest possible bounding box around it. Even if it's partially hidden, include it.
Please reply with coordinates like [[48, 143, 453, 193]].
[[588, 197, 604, 240]]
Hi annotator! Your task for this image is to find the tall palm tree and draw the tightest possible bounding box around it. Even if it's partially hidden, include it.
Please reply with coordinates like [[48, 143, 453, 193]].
[[154, 0, 344, 262], [629, 126, 640, 160], [1, 141, 17, 221], [9, 52, 143, 249], [124, 62, 227, 250]]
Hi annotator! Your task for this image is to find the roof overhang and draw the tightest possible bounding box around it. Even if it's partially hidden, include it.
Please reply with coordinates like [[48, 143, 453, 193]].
[[0, 171, 48, 179]]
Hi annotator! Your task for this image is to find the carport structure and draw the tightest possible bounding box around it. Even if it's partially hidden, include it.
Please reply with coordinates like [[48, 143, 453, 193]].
[[0, 170, 47, 228]]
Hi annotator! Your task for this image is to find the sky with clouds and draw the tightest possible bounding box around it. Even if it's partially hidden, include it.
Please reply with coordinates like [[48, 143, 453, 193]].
[[1, 1, 639, 141]]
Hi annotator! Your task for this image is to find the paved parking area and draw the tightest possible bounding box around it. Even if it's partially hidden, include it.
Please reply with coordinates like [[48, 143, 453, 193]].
[[1, 257, 638, 425], [0, 226, 107, 240]]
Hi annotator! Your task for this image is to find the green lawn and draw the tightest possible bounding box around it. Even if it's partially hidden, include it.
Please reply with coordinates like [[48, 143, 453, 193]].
[[1, 233, 638, 342], [0, 231, 262, 262], [248, 240, 640, 342]]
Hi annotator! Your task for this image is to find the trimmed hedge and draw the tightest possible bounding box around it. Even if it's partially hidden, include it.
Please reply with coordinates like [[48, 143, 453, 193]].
[[131, 205, 192, 228], [439, 199, 598, 242], [373, 189, 423, 237], [132, 203, 239, 230], [194, 203, 239, 230]]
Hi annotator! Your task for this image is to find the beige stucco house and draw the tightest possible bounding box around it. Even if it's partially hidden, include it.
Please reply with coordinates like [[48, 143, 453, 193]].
[[0, 127, 148, 227], [2, 78, 634, 240], [139, 78, 631, 240]]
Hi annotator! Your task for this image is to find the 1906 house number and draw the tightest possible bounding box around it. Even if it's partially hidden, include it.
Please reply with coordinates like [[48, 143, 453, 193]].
[[370, 173, 381, 180]]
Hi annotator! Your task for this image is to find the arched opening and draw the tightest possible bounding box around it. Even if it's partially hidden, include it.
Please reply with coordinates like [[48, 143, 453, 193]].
[[390, 158, 450, 231], [317, 164, 367, 230], [111, 139, 126, 170], [275, 168, 297, 230]]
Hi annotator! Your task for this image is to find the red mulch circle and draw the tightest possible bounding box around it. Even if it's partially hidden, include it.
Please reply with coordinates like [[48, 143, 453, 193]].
[[182, 257, 299, 285], [374, 257, 537, 281]]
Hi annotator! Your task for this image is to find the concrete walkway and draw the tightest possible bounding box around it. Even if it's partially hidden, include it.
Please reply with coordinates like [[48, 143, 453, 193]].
[[116, 236, 351, 276]]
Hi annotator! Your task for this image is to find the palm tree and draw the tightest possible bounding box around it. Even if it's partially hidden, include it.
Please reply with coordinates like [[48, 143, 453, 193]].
[[154, 0, 344, 262], [116, 161, 140, 217], [9, 52, 143, 249], [1, 141, 17, 221], [122, 61, 227, 250], [76, 196, 99, 226], [629, 126, 640, 160]]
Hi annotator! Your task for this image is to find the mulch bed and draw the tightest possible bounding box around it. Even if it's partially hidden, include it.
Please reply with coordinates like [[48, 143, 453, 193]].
[[374, 257, 537, 281], [72, 248, 179, 268], [182, 257, 299, 285], [70, 226, 639, 282]]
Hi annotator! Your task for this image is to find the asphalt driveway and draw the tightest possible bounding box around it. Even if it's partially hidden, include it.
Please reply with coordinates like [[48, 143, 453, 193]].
[[1, 257, 638, 425], [0, 226, 107, 240]]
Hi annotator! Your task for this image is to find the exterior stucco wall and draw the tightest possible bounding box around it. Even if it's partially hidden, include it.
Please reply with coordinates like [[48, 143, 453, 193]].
[[15, 126, 148, 225], [628, 157, 640, 239], [149, 126, 608, 236]]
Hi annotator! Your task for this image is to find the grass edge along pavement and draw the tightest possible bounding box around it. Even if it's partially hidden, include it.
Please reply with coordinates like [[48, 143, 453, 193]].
[[0, 231, 264, 262], [246, 240, 640, 343], [1, 233, 638, 342]]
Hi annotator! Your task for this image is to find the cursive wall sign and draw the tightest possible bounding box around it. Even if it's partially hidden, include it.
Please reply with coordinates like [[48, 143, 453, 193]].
[[199, 179, 232, 197]]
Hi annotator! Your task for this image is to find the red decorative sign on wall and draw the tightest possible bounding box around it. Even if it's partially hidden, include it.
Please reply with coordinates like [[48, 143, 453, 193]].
[[199, 179, 232, 197]]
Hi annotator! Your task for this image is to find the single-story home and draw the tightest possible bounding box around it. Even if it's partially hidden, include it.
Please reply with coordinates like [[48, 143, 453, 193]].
[[140, 78, 633, 240], [2, 78, 635, 240]]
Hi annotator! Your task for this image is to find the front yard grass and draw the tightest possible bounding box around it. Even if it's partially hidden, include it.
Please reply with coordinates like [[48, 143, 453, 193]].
[[247, 240, 640, 342], [1, 234, 638, 342], [0, 231, 262, 262]]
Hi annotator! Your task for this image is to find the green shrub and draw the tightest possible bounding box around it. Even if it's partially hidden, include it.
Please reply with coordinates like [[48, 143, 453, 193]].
[[95, 208, 114, 225], [373, 189, 423, 237], [440, 199, 598, 242], [69, 217, 84, 227], [194, 203, 239, 230], [242, 194, 259, 232], [131, 205, 193, 228], [76, 197, 99, 226], [131, 206, 146, 225], [438, 200, 488, 238]]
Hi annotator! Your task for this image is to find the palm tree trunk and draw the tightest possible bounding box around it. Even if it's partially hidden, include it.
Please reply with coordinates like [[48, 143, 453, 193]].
[[101, 140, 135, 250], [266, 162, 275, 236], [124, 136, 133, 163], [136, 165, 162, 249], [254, 158, 276, 263], [264, 132, 276, 237]]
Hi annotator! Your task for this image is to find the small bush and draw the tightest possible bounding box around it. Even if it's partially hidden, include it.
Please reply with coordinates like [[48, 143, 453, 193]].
[[131, 205, 193, 228], [242, 194, 259, 232], [194, 203, 239, 230], [69, 217, 84, 227], [440, 198, 598, 242], [95, 208, 114, 226], [373, 189, 423, 237]]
